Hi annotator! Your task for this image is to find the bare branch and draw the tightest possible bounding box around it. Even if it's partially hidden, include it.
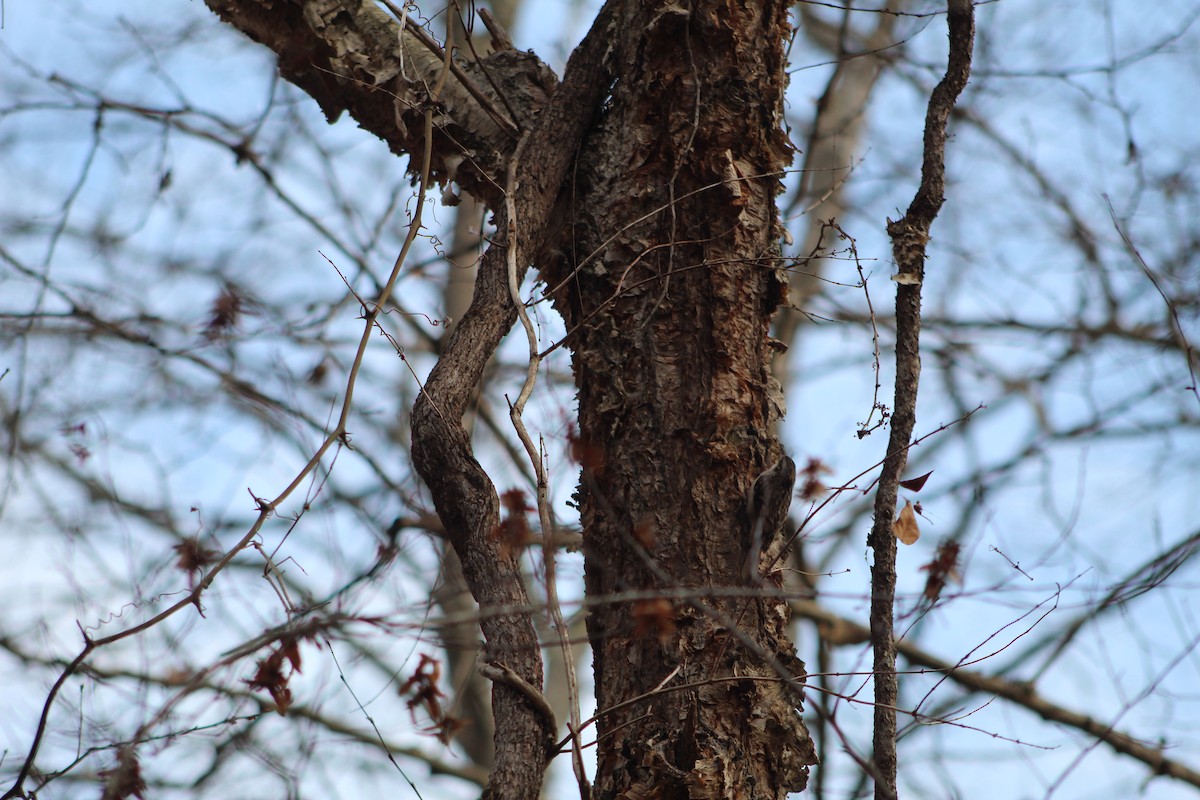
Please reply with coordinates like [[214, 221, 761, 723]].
[[409, 3, 617, 797], [869, 2, 974, 797]]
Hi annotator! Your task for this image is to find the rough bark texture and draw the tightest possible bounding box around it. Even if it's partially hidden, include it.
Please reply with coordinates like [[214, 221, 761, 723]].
[[203, 0, 814, 796], [540, 2, 816, 797], [407, 5, 618, 796], [203, 0, 556, 208]]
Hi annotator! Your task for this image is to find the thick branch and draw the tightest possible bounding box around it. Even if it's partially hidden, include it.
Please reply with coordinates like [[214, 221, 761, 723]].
[[202, 0, 557, 207], [408, 3, 617, 798]]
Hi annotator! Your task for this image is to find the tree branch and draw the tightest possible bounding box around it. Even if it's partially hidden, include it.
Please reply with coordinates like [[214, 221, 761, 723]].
[[869, 2, 974, 798], [202, 0, 557, 207], [408, 3, 617, 797], [793, 601, 1200, 790]]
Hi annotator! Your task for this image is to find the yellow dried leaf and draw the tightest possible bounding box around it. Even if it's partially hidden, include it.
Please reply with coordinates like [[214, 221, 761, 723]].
[[894, 500, 920, 545]]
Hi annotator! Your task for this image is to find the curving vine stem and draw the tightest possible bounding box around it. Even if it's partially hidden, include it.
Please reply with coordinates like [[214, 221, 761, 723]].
[[407, 4, 617, 798]]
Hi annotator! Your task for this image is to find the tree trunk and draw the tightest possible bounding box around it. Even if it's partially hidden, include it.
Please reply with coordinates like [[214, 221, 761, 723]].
[[201, 0, 815, 796], [539, 2, 816, 796]]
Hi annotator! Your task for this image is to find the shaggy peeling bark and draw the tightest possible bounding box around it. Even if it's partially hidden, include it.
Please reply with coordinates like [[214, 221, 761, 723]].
[[204, 0, 813, 796], [203, 0, 555, 208], [541, 2, 816, 796]]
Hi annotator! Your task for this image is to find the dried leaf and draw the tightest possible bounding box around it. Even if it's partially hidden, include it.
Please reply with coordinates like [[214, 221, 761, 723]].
[[500, 488, 533, 515], [919, 540, 963, 605], [307, 358, 329, 386], [203, 285, 244, 340], [899, 470, 934, 493], [434, 714, 468, 745], [893, 500, 920, 545], [99, 746, 146, 800], [173, 539, 218, 573], [491, 488, 535, 558], [281, 636, 303, 674], [246, 650, 293, 715], [566, 423, 605, 469], [799, 457, 832, 501], [400, 654, 462, 741]]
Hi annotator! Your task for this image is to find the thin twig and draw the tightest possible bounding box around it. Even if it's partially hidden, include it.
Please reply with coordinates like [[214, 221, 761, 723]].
[[1103, 194, 1200, 408]]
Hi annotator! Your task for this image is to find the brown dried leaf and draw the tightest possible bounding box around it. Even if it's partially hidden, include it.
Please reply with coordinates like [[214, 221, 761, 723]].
[[245, 650, 293, 716], [203, 285, 244, 340], [99, 746, 146, 800], [400, 654, 454, 739], [893, 500, 920, 545], [566, 423, 606, 470], [490, 488, 535, 558], [799, 457, 833, 501], [173, 538, 218, 573], [919, 540, 963, 605], [899, 470, 934, 493], [434, 713, 469, 745], [281, 636, 303, 674], [500, 487, 533, 515], [307, 358, 329, 386]]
